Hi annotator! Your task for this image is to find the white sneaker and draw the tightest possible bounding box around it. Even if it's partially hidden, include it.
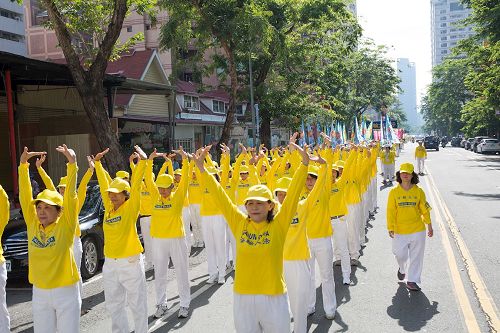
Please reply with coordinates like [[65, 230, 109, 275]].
[[178, 306, 189, 318], [325, 312, 336, 320], [343, 278, 351, 285], [218, 277, 225, 285], [154, 304, 168, 318], [206, 275, 217, 284]]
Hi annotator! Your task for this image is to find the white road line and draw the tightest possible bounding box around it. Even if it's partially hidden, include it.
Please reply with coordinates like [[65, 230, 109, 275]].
[[446, 150, 500, 174], [425, 167, 500, 332]]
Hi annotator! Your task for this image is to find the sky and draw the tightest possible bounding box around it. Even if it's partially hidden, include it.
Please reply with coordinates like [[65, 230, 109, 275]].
[[356, 0, 432, 107]]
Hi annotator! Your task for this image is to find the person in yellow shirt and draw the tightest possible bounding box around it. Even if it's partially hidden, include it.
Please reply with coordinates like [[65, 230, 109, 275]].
[[19, 145, 81, 333], [35, 153, 94, 301], [380, 144, 396, 184], [173, 168, 193, 249], [414, 140, 427, 176], [93, 145, 148, 333], [387, 163, 433, 291], [0, 185, 11, 331], [194, 138, 312, 333], [145, 148, 191, 319]]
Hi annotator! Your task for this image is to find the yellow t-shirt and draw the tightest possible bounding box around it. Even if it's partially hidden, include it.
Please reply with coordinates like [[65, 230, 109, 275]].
[[380, 150, 396, 165], [139, 183, 153, 216], [202, 164, 307, 295], [95, 160, 145, 259], [387, 184, 432, 234], [328, 181, 349, 217], [146, 160, 189, 238], [19, 162, 80, 289], [188, 177, 203, 205], [415, 146, 427, 159], [0, 185, 10, 263]]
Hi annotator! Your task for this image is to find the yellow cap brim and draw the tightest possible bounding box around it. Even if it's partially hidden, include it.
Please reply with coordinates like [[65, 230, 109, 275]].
[[106, 188, 125, 193], [245, 196, 272, 202], [32, 198, 61, 206], [274, 188, 288, 193]]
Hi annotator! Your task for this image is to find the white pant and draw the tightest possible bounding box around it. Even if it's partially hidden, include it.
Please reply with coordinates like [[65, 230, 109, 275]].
[[32, 283, 81, 333], [308, 237, 337, 316], [73, 236, 83, 298], [346, 203, 361, 260], [382, 163, 395, 181], [284, 260, 311, 333], [0, 262, 10, 332], [360, 191, 370, 246], [201, 215, 227, 279], [152, 237, 191, 308], [182, 206, 192, 249], [102, 254, 148, 333], [370, 177, 378, 211], [392, 231, 426, 284], [332, 217, 351, 281], [139, 216, 153, 266], [417, 158, 425, 174], [234, 293, 290, 333], [189, 204, 203, 244]]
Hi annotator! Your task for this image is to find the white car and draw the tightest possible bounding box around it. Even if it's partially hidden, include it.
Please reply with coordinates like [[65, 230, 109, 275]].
[[476, 138, 500, 154]]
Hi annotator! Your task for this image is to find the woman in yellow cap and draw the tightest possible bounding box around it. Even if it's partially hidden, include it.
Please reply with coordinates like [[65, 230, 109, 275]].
[[145, 148, 191, 319], [193, 138, 313, 333], [19, 145, 80, 333], [387, 163, 433, 291], [0, 185, 10, 331], [93, 145, 148, 333]]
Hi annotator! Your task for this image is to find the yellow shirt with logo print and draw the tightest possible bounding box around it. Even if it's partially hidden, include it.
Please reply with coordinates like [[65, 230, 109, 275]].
[[95, 160, 145, 259], [202, 164, 308, 295], [19, 162, 80, 289], [387, 184, 432, 234]]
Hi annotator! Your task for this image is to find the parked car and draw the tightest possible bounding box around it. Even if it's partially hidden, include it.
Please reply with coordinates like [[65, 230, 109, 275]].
[[476, 138, 500, 154], [2, 181, 105, 279], [472, 136, 490, 153], [424, 136, 440, 151], [451, 137, 462, 147], [465, 138, 475, 150]]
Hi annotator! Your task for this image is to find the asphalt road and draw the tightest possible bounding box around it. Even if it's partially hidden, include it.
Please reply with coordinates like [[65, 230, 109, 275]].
[[6, 143, 500, 332]]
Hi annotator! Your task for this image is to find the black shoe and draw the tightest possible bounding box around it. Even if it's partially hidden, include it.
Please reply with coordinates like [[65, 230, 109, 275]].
[[406, 282, 421, 291], [350, 259, 359, 266], [397, 269, 405, 281]]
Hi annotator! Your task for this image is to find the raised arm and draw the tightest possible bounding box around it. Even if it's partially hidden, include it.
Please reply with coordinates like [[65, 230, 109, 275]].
[[145, 154, 160, 203], [93, 148, 112, 211], [0, 185, 9, 236], [19, 147, 46, 226], [35, 155, 56, 191], [57, 145, 79, 232], [129, 146, 147, 214], [172, 148, 190, 206], [77, 156, 95, 212]]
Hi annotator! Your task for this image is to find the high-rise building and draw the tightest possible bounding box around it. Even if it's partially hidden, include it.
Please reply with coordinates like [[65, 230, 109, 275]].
[[431, 0, 474, 67], [0, 0, 26, 55], [397, 58, 420, 130]]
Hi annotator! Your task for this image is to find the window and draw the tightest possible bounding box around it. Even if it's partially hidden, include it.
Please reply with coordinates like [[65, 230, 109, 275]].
[[440, 23, 447, 27], [440, 29, 447, 34], [126, 26, 132, 32], [236, 105, 245, 115], [212, 100, 226, 114], [440, 16, 447, 20], [440, 10, 446, 14], [441, 50, 448, 54], [175, 139, 193, 153], [145, 24, 151, 30], [441, 43, 448, 47], [183, 72, 194, 82], [450, 2, 464, 11], [183, 95, 199, 111], [441, 37, 447, 41], [30, 0, 48, 26], [451, 35, 457, 39]]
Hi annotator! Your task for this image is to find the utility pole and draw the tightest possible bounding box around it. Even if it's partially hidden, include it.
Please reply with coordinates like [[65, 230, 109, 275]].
[[249, 54, 256, 147]]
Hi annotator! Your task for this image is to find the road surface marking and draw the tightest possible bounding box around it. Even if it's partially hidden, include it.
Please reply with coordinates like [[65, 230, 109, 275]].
[[148, 267, 234, 332], [425, 167, 500, 332], [446, 149, 500, 174]]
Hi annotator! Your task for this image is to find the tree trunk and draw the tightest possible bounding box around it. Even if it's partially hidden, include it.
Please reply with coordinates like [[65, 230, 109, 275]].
[[260, 110, 271, 147], [218, 44, 238, 158], [76, 83, 126, 174]]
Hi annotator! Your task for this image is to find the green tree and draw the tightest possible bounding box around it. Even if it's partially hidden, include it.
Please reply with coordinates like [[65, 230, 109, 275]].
[[421, 58, 470, 136], [38, 0, 155, 172]]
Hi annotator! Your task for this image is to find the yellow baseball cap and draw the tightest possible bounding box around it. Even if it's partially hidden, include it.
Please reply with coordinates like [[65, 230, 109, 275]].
[[307, 165, 319, 177], [57, 176, 67, 188], [33, 189, 63, 207], [336, 160, 345, 168], [399, 163, 414, 174], [116, 170, 130, 179], [106, 178, 131, 193], [156, 174, 174, 188], [206, 166, 220, 175], [331, 164, 339, 172], [239, 165, 249, 174], [274, 177, 292, 193], [174, 169, 182, 176], [245, 185, 273, 202]]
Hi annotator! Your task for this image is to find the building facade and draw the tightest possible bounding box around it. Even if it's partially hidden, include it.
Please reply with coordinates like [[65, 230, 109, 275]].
[[0, 0, 26, 55], [397, 58, 421, 131], [431, 0, 474, 67]]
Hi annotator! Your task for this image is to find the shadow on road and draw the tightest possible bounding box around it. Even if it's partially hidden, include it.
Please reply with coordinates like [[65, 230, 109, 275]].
[[386, 282, 439, 332], [453, 191, 500, 200]]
